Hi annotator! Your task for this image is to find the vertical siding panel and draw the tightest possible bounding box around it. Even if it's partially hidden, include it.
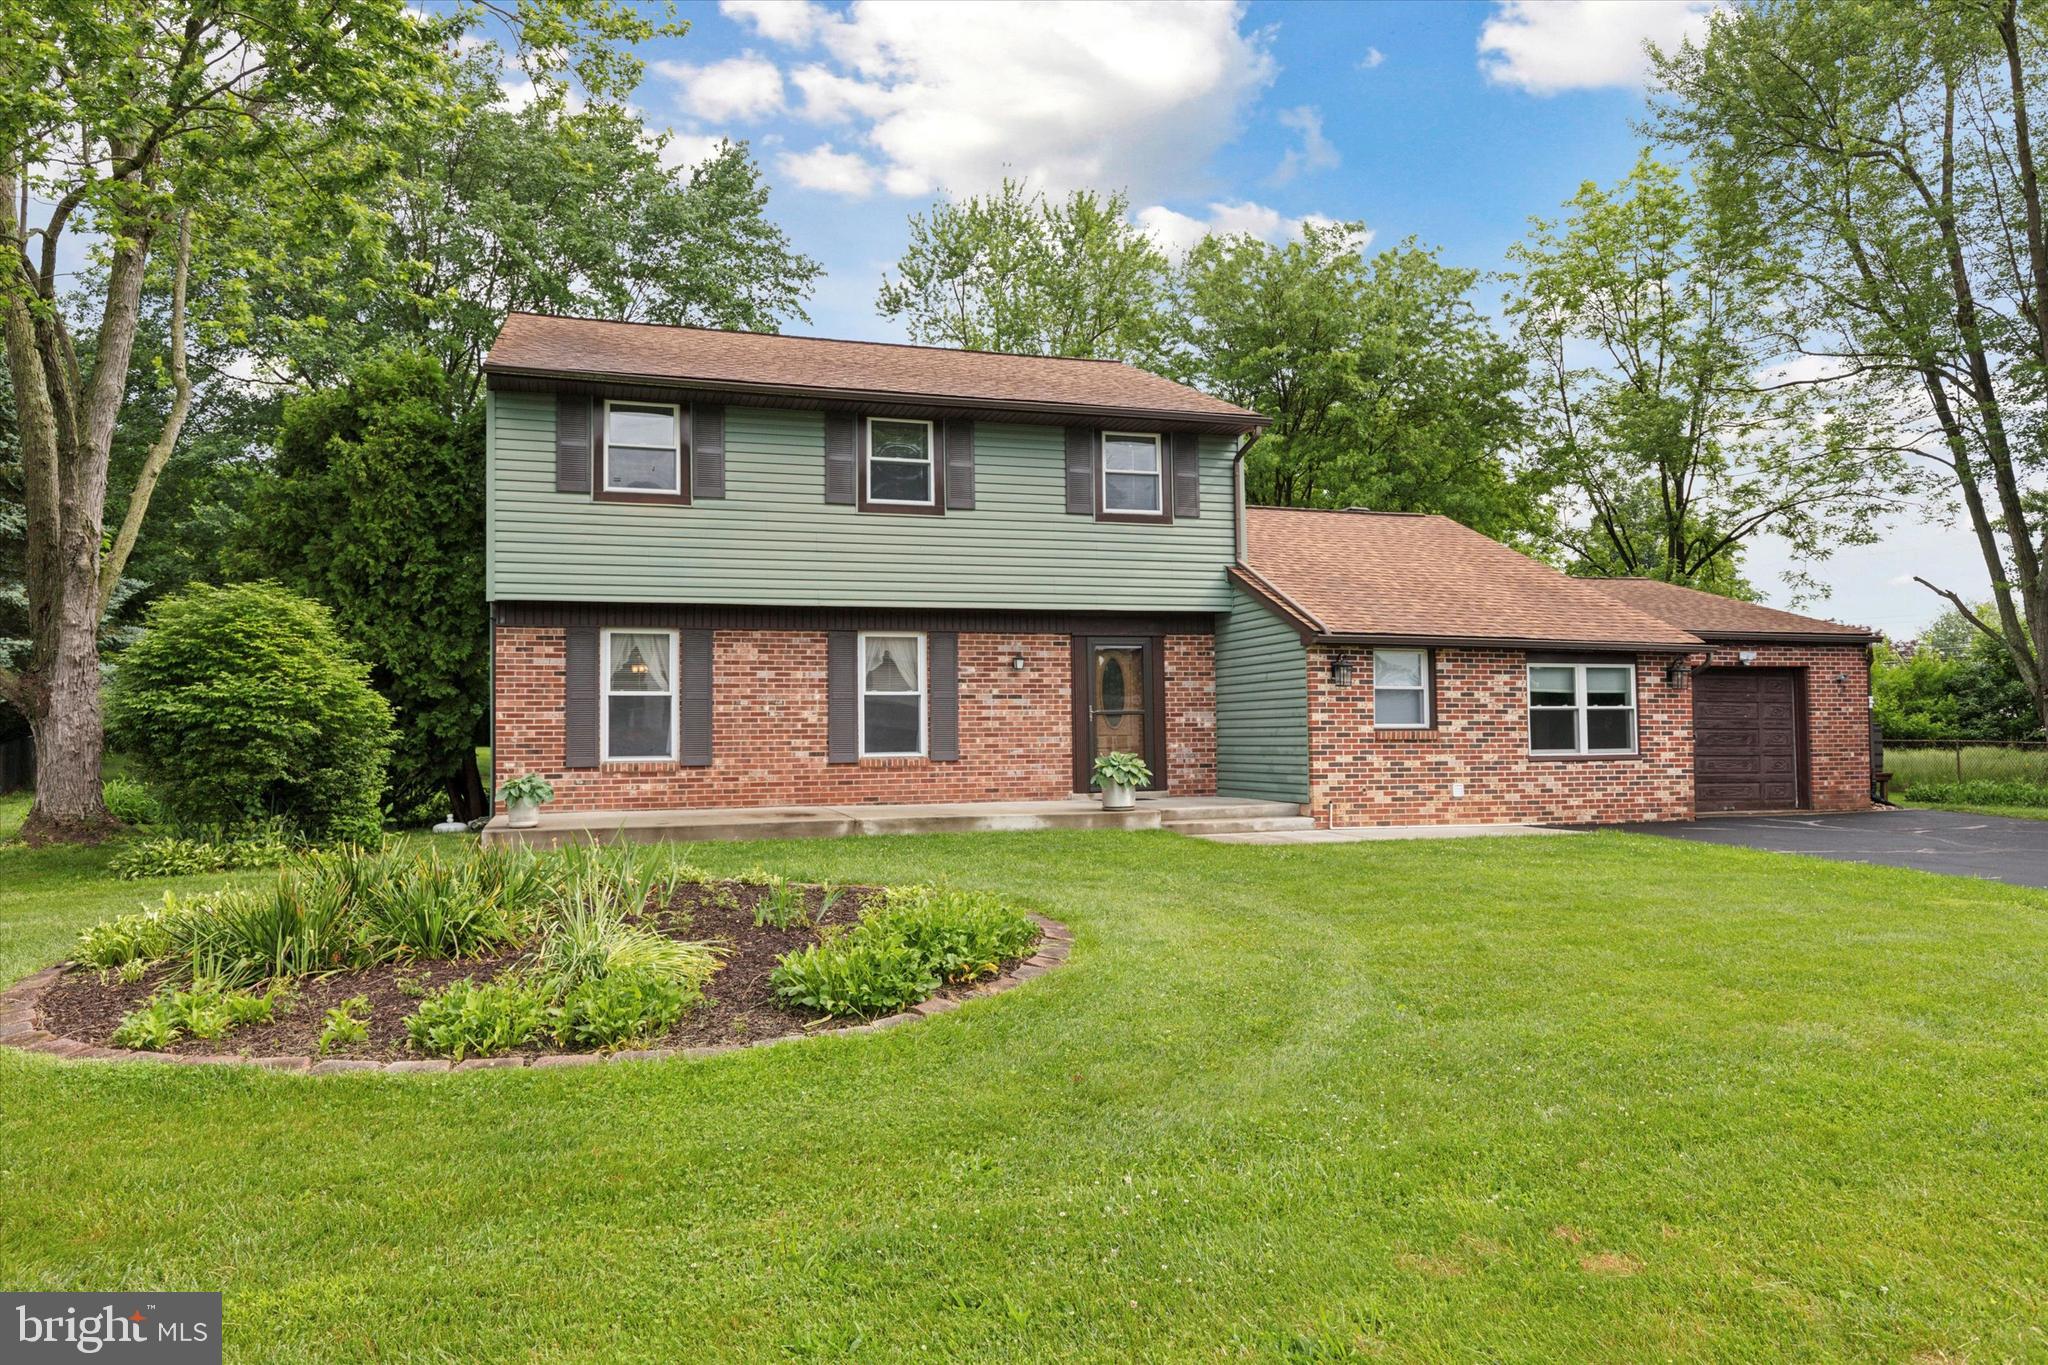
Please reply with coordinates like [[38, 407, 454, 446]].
[[1213, 582, 1309, 802]]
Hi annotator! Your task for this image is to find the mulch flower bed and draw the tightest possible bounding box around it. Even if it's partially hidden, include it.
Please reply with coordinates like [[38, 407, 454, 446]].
[[32, 880, 1049, 1065]]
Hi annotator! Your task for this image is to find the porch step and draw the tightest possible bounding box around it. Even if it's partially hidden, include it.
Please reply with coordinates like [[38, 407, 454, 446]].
[[1152, 800, 1305, 827], [1162, 815, 1319, 837]]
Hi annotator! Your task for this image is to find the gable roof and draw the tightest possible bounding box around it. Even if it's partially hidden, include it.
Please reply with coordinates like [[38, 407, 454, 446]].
[[1238, 508, 1703, 651], [482, 313, 1266, 429], [1590, 577, 1878, 642]]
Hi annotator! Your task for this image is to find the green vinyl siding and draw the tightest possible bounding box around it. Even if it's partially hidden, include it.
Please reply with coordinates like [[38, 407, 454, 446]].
[[1214, 580, 1310, 803], [487, 392, 1240, 611]]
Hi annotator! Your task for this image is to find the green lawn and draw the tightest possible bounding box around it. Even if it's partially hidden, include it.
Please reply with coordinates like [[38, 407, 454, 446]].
[[4, 794, 2048, 1361]]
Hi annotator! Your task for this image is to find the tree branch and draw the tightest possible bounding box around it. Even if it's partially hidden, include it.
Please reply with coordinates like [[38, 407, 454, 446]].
[[98, 211, 192, 616]]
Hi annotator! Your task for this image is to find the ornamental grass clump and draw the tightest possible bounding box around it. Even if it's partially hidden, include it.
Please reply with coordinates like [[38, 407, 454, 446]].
[[771, 885, 1038, 1018]]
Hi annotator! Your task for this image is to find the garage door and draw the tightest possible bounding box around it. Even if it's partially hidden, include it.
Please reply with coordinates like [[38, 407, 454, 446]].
[[1693, 670, 1801, 813]]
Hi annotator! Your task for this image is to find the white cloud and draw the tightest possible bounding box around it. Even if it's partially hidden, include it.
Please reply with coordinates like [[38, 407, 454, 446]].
[[1270, 106, 1338, 185], [1478, 1, 1719, 95], [778, 143, 879, 196], [1135, 201, 1352, 257], [653, 53, 786, 121], [654, 129, 729, 173], [731, 1, 1275, 200], [721, 0, 827, 47], [1359, 46, 1384, 70]]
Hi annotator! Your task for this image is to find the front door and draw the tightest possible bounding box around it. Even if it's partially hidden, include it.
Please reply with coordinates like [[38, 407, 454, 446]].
[[1073, 637, 1164, 792]]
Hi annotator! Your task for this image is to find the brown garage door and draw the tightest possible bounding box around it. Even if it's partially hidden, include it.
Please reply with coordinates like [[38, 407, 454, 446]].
[[1693, 669, 1802, 813]]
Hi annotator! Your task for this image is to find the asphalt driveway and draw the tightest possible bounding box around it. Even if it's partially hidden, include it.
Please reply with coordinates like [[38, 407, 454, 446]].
[[1607, 808, 2048, 890]]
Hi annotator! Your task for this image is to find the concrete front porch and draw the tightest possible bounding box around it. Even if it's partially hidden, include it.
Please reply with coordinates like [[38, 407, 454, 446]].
[[481, 796, 1311, 848]]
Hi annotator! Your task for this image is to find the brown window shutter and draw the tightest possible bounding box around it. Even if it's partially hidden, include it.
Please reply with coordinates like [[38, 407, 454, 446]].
[[824, 413, 857, 505], [928, 631, 960, 761], [564, 625, 599, 768], [693, 405, 725, 499], [1171, 431, 1200, 518], [827, 630, 857, 762], [555, 393, 593, 493], [1064, 427, 1096, 514], [680, 629, 713, 766], [943, 419, 975, 509]]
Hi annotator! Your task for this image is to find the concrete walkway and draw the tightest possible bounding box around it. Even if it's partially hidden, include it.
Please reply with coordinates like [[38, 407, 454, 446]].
[[483, 796, 1309, 848], [1201, 822, 1577, 845]]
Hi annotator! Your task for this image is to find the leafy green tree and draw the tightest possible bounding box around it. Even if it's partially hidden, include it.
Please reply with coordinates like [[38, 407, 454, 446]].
[[1172, 223, 1537, 538], [1653, 0, 2048, 733], [1506, 153, 1888, 599], [0, 0, 663, 839], [106, 583, 395, 841], [244, 44, 820, 410], [878, 180, 1171, 362], [230, 353, 490, 820], [1875, 607, 2042, 741]]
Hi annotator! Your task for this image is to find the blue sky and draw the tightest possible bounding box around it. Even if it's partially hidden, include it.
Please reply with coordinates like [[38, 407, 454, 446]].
[[574, 0, 1976, 634]]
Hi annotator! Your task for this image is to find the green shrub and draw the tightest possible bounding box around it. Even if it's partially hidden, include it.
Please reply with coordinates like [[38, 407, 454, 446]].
[[554, 968, 692, 1050], [319, 996, 371, 1053], [109, 824, 302, 880], [102, 777, 162, 827], [1905, 778, 2048, 809], [403, 978, 552, 1059], [74, 893, 210, 969], [105, 582, 396, 842], [533, 900, 722, 996], [771, 934, 938, 1018], [108, 981, 281, 1050], [863, 886, 1040, 985], [349, 845, 528, 960], [182, 868, 363, 988], [770, 886, 1037, 1018]]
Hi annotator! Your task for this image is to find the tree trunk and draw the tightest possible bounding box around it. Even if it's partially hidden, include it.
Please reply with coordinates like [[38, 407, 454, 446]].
[[447, 748, 488, 823], [22, 603, 108, 842]]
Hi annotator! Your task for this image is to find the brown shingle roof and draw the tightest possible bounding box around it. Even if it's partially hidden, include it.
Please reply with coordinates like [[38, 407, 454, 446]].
[[1589, 577, 1877, 641], [482, 313, 1266, 427], [1240, 508, 1703, 650]]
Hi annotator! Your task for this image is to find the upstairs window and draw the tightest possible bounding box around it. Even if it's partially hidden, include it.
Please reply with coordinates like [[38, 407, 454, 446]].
[[1373, 649, 1430, 728], [604, 402, 681, 494], [1102, 432, 1162, 515], [867, 419, 934, 506], [603, 629, 676, 761], [859, 632, 925, 757], [1528, 662, 1636, 756]]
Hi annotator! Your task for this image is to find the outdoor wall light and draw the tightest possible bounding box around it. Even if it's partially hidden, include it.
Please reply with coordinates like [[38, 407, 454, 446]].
[[1010, 654, 1027, 671], [1738, 649, 1759, 665], [1329, 652, 1354, 686]]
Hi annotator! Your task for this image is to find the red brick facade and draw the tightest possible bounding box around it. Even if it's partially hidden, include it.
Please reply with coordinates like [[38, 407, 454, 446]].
[[492, 626, 1216, 812], [1303, 641, 1871, 828], [1695, 641, 1872, 813]]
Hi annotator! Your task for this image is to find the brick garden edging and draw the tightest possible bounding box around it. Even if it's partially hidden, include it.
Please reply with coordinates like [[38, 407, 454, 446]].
[[0, 914, 1072, 1075]]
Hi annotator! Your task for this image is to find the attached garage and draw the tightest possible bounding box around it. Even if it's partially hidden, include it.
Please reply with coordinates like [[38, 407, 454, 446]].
[[1692, 669, 1803, 812]]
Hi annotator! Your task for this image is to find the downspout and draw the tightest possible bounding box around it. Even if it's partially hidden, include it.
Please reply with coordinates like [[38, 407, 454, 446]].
[[1232, 430, 1262, 564]]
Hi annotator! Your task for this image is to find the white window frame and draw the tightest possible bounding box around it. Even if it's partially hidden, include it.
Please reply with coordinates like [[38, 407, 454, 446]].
[[857, 630, 927, 758], [865, 417, 935, 507], [1100, 431, 1163, 515], [599, 627, 678, 763], [1527, 661, 1637, 757], [602, 399, 683, 495], [1373, 649, 1431, 729]]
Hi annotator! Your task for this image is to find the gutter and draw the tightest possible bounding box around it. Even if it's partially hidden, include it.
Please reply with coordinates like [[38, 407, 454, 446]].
[[482, 363, 1272, 433], [1308, 631, 1702, 654], [1684, 629, 1883, 647]]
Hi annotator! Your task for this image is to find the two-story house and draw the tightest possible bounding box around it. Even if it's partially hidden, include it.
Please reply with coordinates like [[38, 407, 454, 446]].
[[483, 314, 1876, 830]]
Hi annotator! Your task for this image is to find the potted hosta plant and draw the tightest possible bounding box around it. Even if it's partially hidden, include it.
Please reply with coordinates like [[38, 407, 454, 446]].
[[1090, 751, 1150, 811], [498, 773, 555, 829]]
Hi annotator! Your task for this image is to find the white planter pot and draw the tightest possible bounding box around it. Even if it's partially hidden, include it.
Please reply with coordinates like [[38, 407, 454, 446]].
[[506, 797, 541, 828], [1099, 780, 1136, 811]]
